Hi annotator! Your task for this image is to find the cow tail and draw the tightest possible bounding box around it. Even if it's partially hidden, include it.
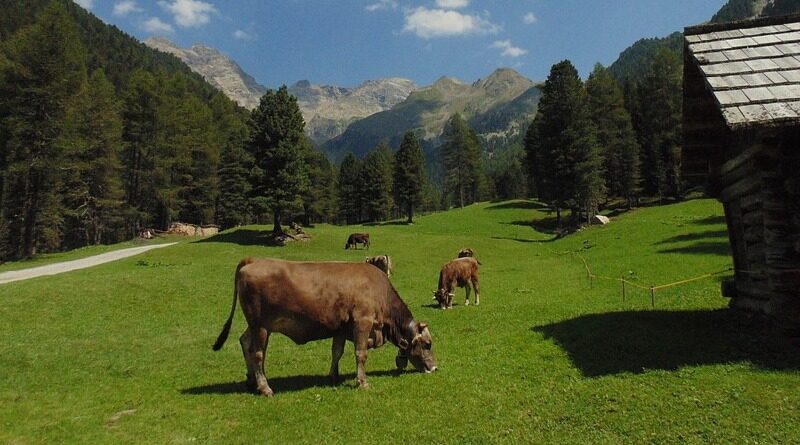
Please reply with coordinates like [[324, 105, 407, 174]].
[[212, 260, 246, 351]]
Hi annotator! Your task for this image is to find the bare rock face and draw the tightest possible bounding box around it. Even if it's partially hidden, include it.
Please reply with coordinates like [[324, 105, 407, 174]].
[[289, 77, 418, 144], [145, 37, 265, 110]]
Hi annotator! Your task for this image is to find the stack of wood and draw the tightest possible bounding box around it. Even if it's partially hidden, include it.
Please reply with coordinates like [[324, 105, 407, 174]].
[[168, 222, 219, 237]]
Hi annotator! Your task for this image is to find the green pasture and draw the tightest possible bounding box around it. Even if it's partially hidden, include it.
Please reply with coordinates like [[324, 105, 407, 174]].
[[2, 199, 798, 444]]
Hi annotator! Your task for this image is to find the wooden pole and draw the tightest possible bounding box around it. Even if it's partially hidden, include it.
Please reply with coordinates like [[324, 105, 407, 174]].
[[622, 277, 626, 303], [650, 287, 655, 308]]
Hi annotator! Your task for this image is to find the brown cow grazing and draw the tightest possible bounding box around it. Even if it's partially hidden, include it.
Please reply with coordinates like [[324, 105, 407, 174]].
[[213, 258, 437, 396], [365, 255, 392, 277], [345, 233, 370, 250], [457, 247, 482, 265], [433, 257, 480, 309]]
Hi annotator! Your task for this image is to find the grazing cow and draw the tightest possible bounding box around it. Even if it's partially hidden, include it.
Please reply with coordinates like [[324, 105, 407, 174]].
[[345, 233, 370, 250], [433, 257, 480, 309], [457, 247, 482, 265], [213, 258, 437, 396], [365, 255, 392, 277]]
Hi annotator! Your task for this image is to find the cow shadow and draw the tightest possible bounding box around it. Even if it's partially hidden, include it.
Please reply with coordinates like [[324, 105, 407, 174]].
[[182, 369, 404, 395], [532, 309, 800, 377]]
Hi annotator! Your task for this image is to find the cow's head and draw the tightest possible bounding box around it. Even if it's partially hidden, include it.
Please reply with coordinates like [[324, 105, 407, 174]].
[[432, 289, 454, 309], [397, 321, 437, 373]]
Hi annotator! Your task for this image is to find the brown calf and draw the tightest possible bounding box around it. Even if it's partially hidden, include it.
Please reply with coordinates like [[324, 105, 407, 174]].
[[433, 257, 481, 309]]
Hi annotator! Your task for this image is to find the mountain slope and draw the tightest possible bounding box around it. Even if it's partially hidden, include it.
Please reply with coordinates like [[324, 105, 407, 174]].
[[322, 68, 539, 161], [609, 0, 800, 83], [145, 37, 266, 110], [289, 77, 417, 144]]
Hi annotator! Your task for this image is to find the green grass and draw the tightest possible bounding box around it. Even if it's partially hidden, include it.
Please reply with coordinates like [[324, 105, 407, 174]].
[[2, 199, 799, 444]]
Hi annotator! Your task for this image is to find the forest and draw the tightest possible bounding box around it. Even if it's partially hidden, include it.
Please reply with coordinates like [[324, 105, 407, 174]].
[[0, 0, 684, 261]]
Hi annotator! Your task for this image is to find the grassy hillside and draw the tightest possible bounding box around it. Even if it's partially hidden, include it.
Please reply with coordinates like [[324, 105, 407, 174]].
[[2, 199, 799, 444]]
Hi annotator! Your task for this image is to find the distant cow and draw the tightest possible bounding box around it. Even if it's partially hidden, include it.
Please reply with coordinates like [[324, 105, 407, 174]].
[[457, 247, 482, 265], [433, 257, 481, 309], [345, 233, 370, 250], [365, 255, 392, 277], [213, 258, 437, 396]]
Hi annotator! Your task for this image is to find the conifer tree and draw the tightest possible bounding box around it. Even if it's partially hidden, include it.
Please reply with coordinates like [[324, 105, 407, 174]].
[[393, 131, 426, 223], [441, 113, 482, 208], [247, 86, 309, 237], [62, 69, 125, 246], [337, 153, 363, 224], [586, 64, 641, 208], [360, 142, 394, 222], [303, 149, 337, 225], [0, 1, 86, 258], [525, 60, 604, 227], [637, 48, 682, 198]]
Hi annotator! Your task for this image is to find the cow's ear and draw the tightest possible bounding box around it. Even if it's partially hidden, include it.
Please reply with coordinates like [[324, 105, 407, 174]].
[[399, 338, 409, 349]]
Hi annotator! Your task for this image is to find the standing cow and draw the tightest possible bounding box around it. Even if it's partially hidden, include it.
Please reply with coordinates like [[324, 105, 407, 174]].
[[433, 257, 481, 309], [365, 255, 392, 277], [213, 258, 437, 396], [345, 233, 370, 250]]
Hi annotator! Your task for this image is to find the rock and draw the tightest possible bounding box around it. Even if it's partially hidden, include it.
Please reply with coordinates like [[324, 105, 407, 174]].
[[591, 215, 611, 225]]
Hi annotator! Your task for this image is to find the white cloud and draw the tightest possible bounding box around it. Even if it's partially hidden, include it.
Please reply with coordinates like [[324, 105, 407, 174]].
[[365, 0, 397, 12], [523, 12, 537, 25], [113, 1, 143, 16], [403, 7, 501, 39], [158, 0, 217, 28], [490, 40, 528, 58], [143, 17, 175, 34], [74, 0, 94, 9], [233, 29, 254, 40], [435, 0, 469, 9]]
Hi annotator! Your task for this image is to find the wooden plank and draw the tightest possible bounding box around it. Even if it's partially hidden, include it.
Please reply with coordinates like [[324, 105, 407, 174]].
[[719, 144, 762, 176], [744, 223, 763, 243], [741, 192, 763, 211], [721, 174, 762, 201]]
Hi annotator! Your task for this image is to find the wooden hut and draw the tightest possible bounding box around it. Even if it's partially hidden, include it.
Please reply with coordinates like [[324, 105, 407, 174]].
[[684, 15, 800, 334]]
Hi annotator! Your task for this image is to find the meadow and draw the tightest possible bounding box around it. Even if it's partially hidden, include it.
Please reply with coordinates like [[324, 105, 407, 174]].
[[1, 199, 799, 444]]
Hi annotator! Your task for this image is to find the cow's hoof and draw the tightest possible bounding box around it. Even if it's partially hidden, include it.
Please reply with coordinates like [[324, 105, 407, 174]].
[[395, 355, 408, 370], [358, 382, 370, 389], [257, 385, 274, 397], [329, 374, 341, 385], [465, 300, 470, 306]]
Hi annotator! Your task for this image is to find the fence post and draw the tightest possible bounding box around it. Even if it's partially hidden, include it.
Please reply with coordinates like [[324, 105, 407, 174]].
[[650, 287, 655, 308], [622, 277, 626, 303]]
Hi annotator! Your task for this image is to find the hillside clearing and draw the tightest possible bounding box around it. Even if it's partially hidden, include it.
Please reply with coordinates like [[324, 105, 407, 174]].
[[1, 199, 798, 444]]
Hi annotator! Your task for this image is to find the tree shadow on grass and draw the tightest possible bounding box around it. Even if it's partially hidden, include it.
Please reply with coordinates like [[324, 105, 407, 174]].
[[694, 215, 727, 226], [485, 200, 548, 210], [532, 309, 800, 377], [657, 241, 732, 256], [656, 230, 729, 244], [193, 229, 273, 246], [182, 369, 405, 395], [490, 236, 559, 244]]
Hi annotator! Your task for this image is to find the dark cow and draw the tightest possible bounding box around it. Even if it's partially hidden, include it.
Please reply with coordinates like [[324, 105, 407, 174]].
[[345, 233, 370, 250], [213, 258, 437, 396], [433, 257, 481, 309], [457, 247, 482, 265], [365, 255, 392, 277]]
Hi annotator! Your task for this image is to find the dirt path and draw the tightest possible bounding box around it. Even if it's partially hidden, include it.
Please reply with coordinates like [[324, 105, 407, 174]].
[[0, 243, 178, 285]]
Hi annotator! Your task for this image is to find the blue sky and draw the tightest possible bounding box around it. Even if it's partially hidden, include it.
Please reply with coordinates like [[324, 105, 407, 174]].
[[75, 0, 727, 88]]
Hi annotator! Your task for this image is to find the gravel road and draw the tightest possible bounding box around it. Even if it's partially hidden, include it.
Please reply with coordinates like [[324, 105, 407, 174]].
[[0, 243, 178, 285]]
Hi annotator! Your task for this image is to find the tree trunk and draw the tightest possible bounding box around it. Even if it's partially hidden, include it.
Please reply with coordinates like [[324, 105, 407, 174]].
[[556, 206, 561, 229], [272, 209, 284, 237], [407, 202, 413, 224]]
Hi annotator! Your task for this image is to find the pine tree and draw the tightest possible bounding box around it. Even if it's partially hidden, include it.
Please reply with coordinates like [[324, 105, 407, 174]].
[[214, 94, 251, 229], [303, 148, 337, 225], [441, 113, 482, 208], [586, 64, 641, 208], [637, 48, 682, 198], [62, 69, 125, 246], [360, 142, 394, 222], [525, 60, 604, 227], [121, 69, 161, 232], [337, 153, 363, 224], [246, 86, 309, 237], [0, 1, 86, 258], [393, 131, 426, 223]]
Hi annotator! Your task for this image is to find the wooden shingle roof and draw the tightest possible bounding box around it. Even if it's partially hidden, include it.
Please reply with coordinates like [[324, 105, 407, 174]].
[[686, 15, 800, 129]]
